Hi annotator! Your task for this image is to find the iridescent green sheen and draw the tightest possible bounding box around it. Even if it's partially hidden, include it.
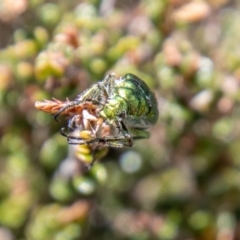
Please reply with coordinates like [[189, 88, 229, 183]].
[[55, 73, 159, 147], [100, 73, 159, 129]]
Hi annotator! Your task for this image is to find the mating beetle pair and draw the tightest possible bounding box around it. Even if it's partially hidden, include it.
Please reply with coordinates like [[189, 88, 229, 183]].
[[54, 73, 159, 148]]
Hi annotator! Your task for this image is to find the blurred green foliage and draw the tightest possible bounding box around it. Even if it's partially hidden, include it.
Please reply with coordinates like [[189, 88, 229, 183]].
[[1, 0, 240, 239]]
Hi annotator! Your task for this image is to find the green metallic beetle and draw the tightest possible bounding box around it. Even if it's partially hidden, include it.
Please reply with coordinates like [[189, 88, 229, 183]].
[[55, 73, 159, 147]]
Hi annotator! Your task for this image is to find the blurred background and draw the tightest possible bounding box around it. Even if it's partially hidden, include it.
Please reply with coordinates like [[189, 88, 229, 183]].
[[1, 0, 240, 239]]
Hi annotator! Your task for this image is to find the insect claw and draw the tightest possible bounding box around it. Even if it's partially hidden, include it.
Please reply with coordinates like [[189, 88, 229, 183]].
[[60, 127, 68, 137], [53, 113, 60, 122]]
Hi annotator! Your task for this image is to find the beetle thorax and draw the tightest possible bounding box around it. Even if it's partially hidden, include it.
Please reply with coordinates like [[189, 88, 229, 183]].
[[99, 96, 128, 122]]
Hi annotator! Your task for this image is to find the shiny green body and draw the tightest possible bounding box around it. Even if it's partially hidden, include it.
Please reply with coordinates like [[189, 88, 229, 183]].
[[99, 73, 158, 129], [56, 73, 159, 147]]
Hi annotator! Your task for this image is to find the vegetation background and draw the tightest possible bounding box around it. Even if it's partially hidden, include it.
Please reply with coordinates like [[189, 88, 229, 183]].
[[1, 0, 240, 239]]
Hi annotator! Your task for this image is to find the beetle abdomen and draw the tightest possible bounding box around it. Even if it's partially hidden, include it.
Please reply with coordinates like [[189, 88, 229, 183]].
[[116, 73, 159, 126]]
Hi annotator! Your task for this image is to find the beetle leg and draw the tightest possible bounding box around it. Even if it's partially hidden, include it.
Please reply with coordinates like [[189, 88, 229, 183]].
[[53, 100, 81, 121], [93, 124, 150, 147], [87, 148, 97, 169], [73, 136, 131, 148], [61, 128, 92, 145], [67, 118, 75, 132], [61, 117, 139, 148], [61, 122, 149, 148], [60, 127, 69, 137], [61, 131, 131, 147], [97, 82, 109, 103], [128, 128, 150, 140], [105, 73, 116, 96], [116, 120, 133, 147]]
